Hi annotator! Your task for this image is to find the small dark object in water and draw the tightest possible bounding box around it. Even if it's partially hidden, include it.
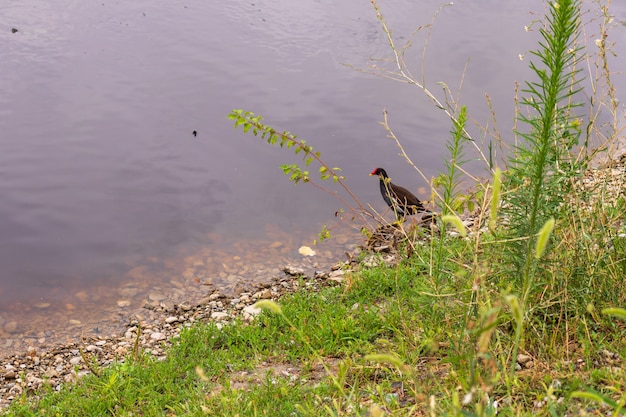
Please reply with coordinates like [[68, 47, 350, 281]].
[[192, 130, 197, 137], [11, 28, 18, 33]]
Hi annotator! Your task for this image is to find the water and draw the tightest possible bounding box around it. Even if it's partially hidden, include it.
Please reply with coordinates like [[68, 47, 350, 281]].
[[1, 0, 625, 354]]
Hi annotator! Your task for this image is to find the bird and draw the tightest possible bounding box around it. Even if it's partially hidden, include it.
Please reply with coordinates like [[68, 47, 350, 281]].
[[370, 167, 433, 220]]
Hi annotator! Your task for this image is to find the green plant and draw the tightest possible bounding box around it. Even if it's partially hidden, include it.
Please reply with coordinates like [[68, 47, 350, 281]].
[[433, 105, 474, 216], [227, 110, 377, 240], [503, 0, 584, 303]]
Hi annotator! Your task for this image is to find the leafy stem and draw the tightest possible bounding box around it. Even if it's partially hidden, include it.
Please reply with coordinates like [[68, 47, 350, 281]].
[[227, 109, 376, 231]]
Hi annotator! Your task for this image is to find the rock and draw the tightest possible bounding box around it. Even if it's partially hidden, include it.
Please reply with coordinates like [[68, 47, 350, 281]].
[[149, 293, 166, 302], [210, 312, 229, 321], [4, 321, 17, 334], [44, 368, 59, 378], [254, 289, 272, 299], [283, 266, 305, 276], [242, 305, 262, 319], [118, 287, 138, 297], [69, 319, 81, 325], [329, 270, 345, 283], [117, 300, 131, 307], [69, 357, 82, 366], [150, 332, 166, 341], [165, 316, 178, 324], [517, 354, 532, 364], [75, 291, 89, 302], [33, 302, 51, 309]]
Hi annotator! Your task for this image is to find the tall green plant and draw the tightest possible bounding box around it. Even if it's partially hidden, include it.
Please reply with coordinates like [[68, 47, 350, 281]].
[[434, 105, 471, 216], [504, 0, 584, 303]]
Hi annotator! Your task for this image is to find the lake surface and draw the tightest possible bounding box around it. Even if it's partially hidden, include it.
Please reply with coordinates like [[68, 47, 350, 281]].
[[1, 1, 625, 355]]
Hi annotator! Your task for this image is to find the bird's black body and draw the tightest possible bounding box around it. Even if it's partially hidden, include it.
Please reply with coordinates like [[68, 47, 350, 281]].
[[370, 167, 432, 220]]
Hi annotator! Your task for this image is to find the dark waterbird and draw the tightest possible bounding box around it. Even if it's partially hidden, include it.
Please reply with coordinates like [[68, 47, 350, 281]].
[[370, 167, 433, 221]]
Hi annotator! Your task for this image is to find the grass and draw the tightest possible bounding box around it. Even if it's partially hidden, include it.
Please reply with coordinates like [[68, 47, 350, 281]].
[[5, 224, 625, 415]]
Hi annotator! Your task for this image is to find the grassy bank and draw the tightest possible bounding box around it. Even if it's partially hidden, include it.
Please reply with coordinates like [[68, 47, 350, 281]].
[[3, 223, 625, 416], [5, 0, 626, 415]]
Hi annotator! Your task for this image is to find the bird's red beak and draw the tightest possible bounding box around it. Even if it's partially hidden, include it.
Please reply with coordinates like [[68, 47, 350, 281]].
[[369, 169, 377, 176]]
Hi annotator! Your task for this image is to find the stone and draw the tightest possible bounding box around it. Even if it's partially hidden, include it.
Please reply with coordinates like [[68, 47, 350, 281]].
[[75, 291, 89, 302], [243, 305, 262, 319], [165, 316, 178, 324], [44, 368, 59, 378], [4, 321, 17, 334], [68, 319, 81, 325], [33, 302, 51, 309], [210, 311, 229, 321], [69, 357, 82, 366], [517, 354, 532, 364], [149, 293, 166, 302], [329, 270, 345, 283], [256, 289, 272, 299], [118, 287, 138, 297], [117, 300, 131, 307], [283, 266, 305, 276], [150, 332, 166, 341]]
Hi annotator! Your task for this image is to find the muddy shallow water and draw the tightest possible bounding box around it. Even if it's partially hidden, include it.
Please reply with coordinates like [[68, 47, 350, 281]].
[[1, 1, 626, 358]]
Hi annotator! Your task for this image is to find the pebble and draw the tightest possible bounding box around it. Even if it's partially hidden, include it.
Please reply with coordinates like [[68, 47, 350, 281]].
[[242, 305, 262, 320], [118, 287, 139, 298], [3, 321, 17, 334], [149, 293, 166, 302], [0, 252, 351, 410], [210, 312, 229, 321], [150, 332, 166, 341], [283, 266, 305, 276]]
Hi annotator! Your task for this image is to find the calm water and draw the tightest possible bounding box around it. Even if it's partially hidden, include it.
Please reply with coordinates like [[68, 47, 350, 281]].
[[1, 1, 625, 346]]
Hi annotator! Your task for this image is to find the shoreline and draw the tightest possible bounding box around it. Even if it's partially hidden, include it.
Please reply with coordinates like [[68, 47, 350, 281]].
[[0, 250, 354, 409]]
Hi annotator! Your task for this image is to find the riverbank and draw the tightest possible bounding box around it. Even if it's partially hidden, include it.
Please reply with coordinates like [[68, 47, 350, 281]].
[[0, 254, 354, 410], [2, 160, 626, 415]]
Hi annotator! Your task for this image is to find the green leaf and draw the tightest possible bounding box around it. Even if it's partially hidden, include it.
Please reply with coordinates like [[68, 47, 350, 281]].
[[571, 390, 617, 408], [535, 217, 555, 259], [442, 215, 467, 238], [253, 300, 283, 315], [489, 168, 501, 231], [602, 308, 626, 321], [364, 354, 405, 368]]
